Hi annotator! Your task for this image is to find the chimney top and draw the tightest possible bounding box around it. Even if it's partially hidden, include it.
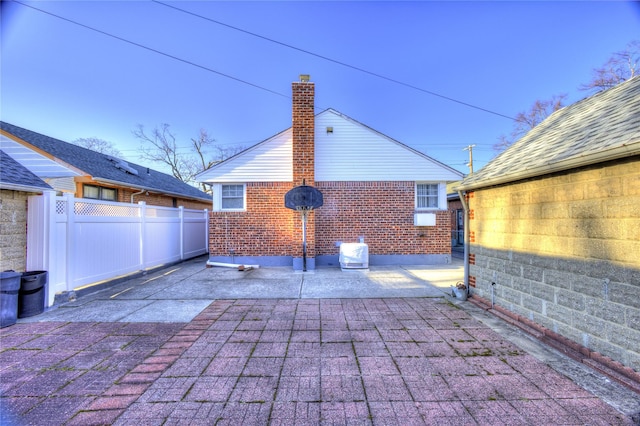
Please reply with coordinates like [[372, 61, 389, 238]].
[[299, 74, 310, 82]]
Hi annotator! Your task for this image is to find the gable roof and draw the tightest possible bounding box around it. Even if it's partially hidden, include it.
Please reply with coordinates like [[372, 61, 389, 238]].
[[197, 108, 463, 183], [1, 122, 210, 202], [0, 149, 52, 192], [458, 76, 640, 191], [1, 133, 80, 179]]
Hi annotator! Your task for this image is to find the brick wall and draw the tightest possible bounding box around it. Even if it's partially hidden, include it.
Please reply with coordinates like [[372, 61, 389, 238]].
[[208, 182, 296, 257], [468, 156, 640, 370], [292, 80, 315, 187], [119, 188, 210, 210], [316, 181, 451, 257], [0, 189, 29, 272], [207, 181, 452, 260]]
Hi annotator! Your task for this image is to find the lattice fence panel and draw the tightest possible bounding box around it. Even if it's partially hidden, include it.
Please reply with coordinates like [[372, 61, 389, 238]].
[[74, 201, 138, 217]]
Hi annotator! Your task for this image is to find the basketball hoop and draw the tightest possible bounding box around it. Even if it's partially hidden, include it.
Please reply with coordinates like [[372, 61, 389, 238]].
[[284, 183, 324, 271], [295, 205, 314, 216]]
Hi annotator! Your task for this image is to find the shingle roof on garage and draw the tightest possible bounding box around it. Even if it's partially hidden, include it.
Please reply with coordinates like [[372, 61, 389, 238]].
[[458, 76, 640, 191], [0, 149, 52, 192]]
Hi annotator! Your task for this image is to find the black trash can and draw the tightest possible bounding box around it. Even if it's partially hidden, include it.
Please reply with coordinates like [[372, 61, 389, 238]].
[[1, 271, 21, 327], [18, 271, 47, 318]]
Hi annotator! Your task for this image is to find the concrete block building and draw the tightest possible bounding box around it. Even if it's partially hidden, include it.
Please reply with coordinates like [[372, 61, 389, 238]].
[[456, 76, 640, 371]]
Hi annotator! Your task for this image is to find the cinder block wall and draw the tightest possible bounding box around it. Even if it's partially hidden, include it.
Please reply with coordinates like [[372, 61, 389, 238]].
[[0, 190, 29, 272], [468, 157, 640, 370], [316, 181, 451, 257]]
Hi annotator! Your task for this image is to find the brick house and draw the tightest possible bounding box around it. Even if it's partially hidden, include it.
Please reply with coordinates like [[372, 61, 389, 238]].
[[196, 76, 463, 270], [1, 122, 211, 209], [456, 76, 640, 371]]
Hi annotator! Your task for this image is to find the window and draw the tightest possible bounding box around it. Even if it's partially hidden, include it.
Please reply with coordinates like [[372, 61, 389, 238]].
[[221, 184, 245, 210], [416, 183, 439, 209], [83, 185, 117, 201]]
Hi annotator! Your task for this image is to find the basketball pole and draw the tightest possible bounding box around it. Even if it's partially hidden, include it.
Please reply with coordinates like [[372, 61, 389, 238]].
[[301, 210, 307, 272]]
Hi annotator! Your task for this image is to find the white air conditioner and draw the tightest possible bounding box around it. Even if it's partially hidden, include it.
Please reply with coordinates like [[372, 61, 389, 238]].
[[339, 243, 369, 269], [414, 213, 436, 226]]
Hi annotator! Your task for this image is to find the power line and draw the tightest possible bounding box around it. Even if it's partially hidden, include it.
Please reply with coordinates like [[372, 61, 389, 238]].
[[153, 0, 518, 122], [13, 1, 290, 100]]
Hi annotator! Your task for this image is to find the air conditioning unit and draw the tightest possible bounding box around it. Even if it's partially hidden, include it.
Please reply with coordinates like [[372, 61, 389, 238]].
[[339, 243, 369, 269]]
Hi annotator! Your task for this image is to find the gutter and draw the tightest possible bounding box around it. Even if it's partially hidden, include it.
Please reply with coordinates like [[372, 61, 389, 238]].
[[130, 188, 146, 204], [92, 177, 211, 203], [0, 183, 53, 193], [457, 142, 640, 192], [457, 189, 470, 297]]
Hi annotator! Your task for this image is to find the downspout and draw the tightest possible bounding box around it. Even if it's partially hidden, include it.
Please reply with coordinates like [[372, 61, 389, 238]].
[[131, 188, 145, 204], [457, 189, 470, 296]]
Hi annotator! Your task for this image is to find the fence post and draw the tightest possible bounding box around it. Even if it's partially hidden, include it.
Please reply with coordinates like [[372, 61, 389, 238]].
[[204, 209, 209, 255], [27, 191, 57, 307], [179, 206, 185, 260], [64, 193, 75, 293], [138, 201, 146, 270]]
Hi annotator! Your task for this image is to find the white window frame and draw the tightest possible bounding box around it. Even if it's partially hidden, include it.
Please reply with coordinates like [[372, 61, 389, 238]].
[[415, 182, 445, 210], [213, 183, 246, 211]]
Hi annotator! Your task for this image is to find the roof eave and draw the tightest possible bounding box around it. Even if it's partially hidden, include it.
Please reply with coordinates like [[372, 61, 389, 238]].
[[456, 141, 640, 192], [0, 183, 54, 193], [92, 177, 211, 203]]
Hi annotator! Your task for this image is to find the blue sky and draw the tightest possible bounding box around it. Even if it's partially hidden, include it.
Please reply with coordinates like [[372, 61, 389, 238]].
[[2, 1, 639, 175]]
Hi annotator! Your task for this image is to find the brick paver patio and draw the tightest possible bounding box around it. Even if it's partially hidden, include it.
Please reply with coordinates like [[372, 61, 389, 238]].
[[1, 298, 634, 425]]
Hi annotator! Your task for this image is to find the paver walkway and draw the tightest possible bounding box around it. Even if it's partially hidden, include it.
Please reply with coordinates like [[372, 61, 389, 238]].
[[1, 298, 634, 425]]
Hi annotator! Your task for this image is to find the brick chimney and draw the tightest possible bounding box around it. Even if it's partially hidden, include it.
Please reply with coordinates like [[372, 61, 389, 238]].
[[292, 74, 315, 186], [291, 75, 316, 270]]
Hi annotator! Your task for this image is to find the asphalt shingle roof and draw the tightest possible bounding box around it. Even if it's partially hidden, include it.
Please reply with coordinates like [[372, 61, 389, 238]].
[[458, 76, 640, 190], [0, 149, 52, 191], [0, 122, 210, 201]]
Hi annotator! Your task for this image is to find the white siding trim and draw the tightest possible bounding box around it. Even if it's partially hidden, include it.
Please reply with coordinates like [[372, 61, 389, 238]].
[[197, 130, 292, 183], [315, 110, 462, 182]]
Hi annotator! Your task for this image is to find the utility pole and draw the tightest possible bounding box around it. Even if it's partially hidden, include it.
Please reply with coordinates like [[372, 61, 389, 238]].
[[463, 144, 476, 174]]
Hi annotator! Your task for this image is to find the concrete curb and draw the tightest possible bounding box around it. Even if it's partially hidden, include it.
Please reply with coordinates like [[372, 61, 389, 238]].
[[467, 294, 640, 395]]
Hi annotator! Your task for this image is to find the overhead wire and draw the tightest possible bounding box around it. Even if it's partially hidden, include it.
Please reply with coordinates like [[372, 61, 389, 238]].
[[12, 0, 290, 100], [152, 0, 518, 122], [14, 0, 517, 122]]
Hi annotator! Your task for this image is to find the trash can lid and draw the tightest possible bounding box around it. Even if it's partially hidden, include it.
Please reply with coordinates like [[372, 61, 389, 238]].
[[1, 271, 22, 291]]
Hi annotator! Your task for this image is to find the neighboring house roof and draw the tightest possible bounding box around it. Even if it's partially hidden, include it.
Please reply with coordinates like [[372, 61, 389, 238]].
[[0, 149, 53, 192], [458, 76, 640, 191], [1, 134, 80, 179], [0, 122, 211, 202], [197, 109, 463, 183]]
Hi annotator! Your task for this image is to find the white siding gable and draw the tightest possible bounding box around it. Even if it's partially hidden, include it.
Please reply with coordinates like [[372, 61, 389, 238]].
[[197, 129, 292, 183], [196, 109, 463, 184], [315, 110, 461, 182], [0, 135, 80, 179]]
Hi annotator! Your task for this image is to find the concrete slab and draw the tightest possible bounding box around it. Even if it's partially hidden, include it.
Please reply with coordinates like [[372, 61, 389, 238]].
[[20, 300, 154, 322], [119, 300, 212, 323], [301, 267, 446, 298]]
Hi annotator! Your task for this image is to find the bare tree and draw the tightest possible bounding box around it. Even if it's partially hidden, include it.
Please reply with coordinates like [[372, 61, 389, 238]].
[[72, 137, 123, 158], [494, 94, 567, 152], [579, 40, 639, 93], [133, 124, 244, 192]]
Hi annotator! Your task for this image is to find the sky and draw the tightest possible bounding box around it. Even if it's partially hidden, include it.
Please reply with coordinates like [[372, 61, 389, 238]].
[[1, 1, 639, 176]]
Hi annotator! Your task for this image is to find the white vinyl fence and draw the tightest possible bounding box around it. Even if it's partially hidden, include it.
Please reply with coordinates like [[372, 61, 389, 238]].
[[27, 192, 209, 307]]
